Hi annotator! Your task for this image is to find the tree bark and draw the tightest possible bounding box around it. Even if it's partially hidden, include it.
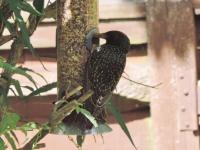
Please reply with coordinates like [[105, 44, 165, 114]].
[[57, 0, 98, 98], [56, 0, 98, 133]]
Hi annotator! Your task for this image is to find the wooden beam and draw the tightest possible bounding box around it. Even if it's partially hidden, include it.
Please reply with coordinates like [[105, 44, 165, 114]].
[[0, 20, 147, 49], [99, 1, 145, 19], [147, 0, 199, 149]]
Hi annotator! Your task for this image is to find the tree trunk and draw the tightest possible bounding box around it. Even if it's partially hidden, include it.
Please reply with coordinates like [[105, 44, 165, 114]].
[[57, 0, 98, 133], [57, 0, 98, 98]]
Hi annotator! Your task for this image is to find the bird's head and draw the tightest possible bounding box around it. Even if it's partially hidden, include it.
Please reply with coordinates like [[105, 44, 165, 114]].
[[96, 31, 130, 54]]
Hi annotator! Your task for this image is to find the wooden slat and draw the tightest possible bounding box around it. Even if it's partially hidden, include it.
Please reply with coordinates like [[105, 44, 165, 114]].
[[25, 0, 146, 22], [99, 1, 145, 19], [19, 0, 200, 24], [99, 21, 147, 44], [147, 0, 199, 149], [1, 48, 149, 103], [1, 21, 147, 49], [4, 0, 200, 50], [100, 0, 200, 12], [36, 0, 200, 21]]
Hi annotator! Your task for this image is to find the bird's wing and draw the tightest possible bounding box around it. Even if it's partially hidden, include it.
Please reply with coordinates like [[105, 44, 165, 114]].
[[88, 45, 126, 97]]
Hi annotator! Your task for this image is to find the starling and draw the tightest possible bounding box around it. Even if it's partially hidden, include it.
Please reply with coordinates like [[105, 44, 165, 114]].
[[84, 31, 130, 125], [63, 30, 130, 133]]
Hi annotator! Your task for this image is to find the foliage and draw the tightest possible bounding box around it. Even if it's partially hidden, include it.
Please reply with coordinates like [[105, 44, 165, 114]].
[[75, 106, 98, 128], [0, 112, 37, 150], [106, 99, 137, 149], [0, 0, 52, 149], [0, 0, 135, 149]]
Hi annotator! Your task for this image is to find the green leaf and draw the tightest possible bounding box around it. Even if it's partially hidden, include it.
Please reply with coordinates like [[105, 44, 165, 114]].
[[0, 112, 20, 134], [6, 0, 35, 52], [20, 122, 37, 131], [6, 0, 47, 70], [76, 107, 98, 128], [18, 1, 42, 16], [4, 132, 17, 150], [18, 67, 48, 83], [5, 0, 19, 10], [0, 10, 15, 34], [0, 137, 6, 150], [33, 0, 45, 41], [33, 0, 44, 13], [21, 86, 34, 92], [0, 60, 38, 89], [18, 122, 37, 136], [10, 79, 24, 98], [15, 11, 34, 50], [106, 100, 137, 149], [4, 20, 15, 34], [25, 82, 57, 98], [6, 0, 41, 16]]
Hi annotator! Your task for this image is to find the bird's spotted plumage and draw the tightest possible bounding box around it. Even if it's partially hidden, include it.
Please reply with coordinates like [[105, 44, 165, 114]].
[[88, 45, 126, 103], [63, 31, 130, 132], [84, 31, 130, 127]]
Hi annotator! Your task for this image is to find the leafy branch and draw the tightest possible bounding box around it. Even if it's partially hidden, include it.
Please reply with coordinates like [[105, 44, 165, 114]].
[[0, 0, 57, 149], [20, 89, 94, 150]]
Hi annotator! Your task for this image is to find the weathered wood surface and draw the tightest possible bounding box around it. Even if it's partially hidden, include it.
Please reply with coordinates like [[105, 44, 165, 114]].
[[99, 0, 145, 19], [1, 20, 147, 49], [147, 0, 199, 150], [193, 0, 200, 8], [28, 0, 200, 20], [3, 0, 200, 49]]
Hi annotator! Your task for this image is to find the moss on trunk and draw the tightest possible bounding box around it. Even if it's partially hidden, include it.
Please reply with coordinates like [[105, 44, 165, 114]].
[[57, 0, 98, 98]]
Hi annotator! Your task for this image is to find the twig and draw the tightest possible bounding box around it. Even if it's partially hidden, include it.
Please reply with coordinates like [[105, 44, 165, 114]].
[[77, 90, 93, 103], [65, 85, 83, 99], [42, 1, 56, 20], [122, 75, 162, 88], [50, 90, 93, 126], [68, 136, 81, 150], [0, 35, 15, 46], [0, 2, 13, 36], [17, 128, 49, 150]]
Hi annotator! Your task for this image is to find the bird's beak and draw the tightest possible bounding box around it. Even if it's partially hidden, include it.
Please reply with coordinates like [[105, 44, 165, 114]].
[[94, 33, 107, 39]]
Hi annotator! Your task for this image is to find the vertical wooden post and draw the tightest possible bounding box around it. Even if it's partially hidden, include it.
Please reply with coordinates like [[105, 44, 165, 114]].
[[57, 0, 98, 98], [147, 0, 200, 149]]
